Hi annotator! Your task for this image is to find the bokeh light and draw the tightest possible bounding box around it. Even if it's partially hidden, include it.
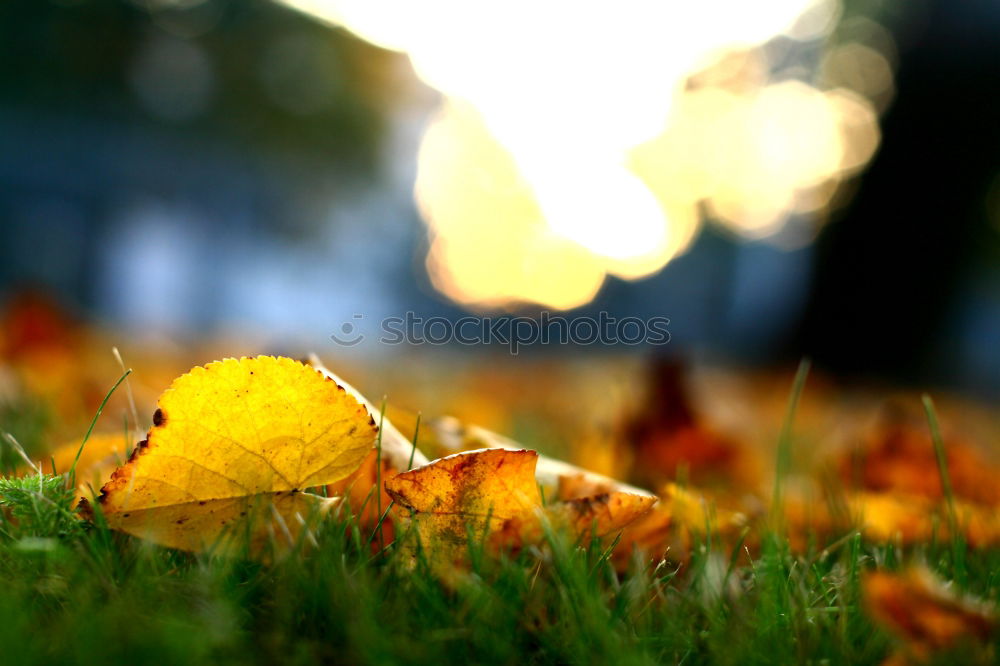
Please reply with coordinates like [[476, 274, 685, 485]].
[[280, 0, 894, 310]]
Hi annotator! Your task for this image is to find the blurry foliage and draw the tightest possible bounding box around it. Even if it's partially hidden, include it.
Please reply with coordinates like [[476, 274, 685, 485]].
[[0, 0, 398, 173]]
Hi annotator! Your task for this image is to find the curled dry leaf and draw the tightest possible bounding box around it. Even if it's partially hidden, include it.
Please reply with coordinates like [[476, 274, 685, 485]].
[[428, 415, 651, 495], [616, 483, 747, 568], [385, 448, 654, 564], [864, 567, 996, 663], [556, 492, 657, 537], [558, 474, 747, 569], [79, 356, 377, 554]]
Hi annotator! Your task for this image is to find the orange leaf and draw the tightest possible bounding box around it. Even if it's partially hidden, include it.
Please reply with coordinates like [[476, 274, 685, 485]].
[[491, 491, 656, 551], [386, 448, 540, 554], [386, 448, 654, 562]]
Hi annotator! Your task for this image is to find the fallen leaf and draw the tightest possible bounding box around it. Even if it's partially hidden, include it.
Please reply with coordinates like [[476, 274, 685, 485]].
[[609, 506, 675, 567], [428, 417, 652, 495], [80, 356, 377, 554], [492, 491, 657, 551], [556, 473, 615, 502], [558, 474, 747, 569], [386, 448, 541, 554], [555, 492, 657, 537], [386, 448, 654, 563]]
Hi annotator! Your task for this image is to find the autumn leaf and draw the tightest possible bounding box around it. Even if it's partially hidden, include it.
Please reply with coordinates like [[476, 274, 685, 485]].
[[557, 474, 747, 568], [556, 473, 616, 502], [79, 356, 378, 554], [557, 474, 672, 565], [626, 483, 746, 568], [426, 416, 652, 496], [385, 448, 654, 563], [386, 448, 541, 553], [491, 491, 656, 552], [864, 567, 995, 663]]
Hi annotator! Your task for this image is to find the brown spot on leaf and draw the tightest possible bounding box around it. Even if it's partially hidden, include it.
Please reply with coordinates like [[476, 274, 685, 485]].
[[127, 439, 149, 463]]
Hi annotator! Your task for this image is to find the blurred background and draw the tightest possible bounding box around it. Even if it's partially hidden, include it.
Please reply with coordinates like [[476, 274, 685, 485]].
[[1, 0, 999, 401]]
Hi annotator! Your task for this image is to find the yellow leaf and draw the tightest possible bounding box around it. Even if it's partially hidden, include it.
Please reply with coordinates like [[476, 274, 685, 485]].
[[80, 356, 377, 554]]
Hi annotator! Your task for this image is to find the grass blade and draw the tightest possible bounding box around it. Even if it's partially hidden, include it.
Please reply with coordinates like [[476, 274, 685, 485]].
[[70, 369, 131, 479], [771, 358, 811, 530]]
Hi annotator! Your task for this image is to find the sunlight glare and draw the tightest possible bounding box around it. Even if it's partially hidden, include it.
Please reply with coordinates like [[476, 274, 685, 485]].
[[279, 0, 891, 310]]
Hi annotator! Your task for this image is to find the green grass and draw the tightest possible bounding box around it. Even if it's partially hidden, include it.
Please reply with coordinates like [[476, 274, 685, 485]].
[[0, 376, 998, 664], [0, 468, 998, 665]]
